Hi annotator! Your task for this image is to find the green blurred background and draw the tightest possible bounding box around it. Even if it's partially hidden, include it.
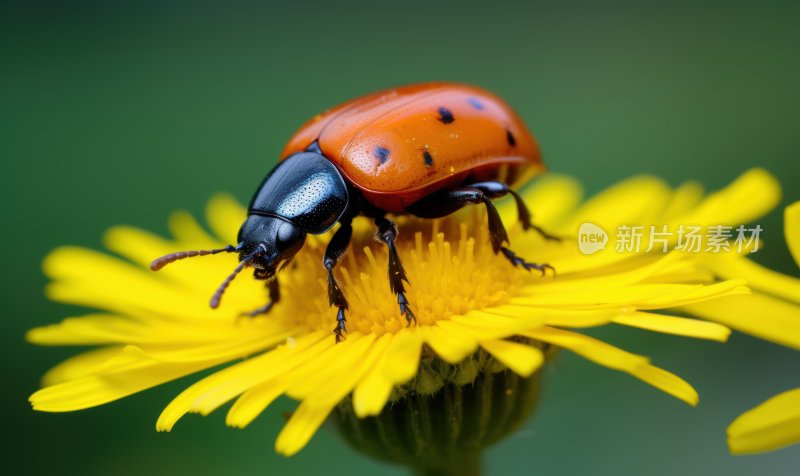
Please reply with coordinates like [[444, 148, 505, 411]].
[[3, 0, 799, 474]]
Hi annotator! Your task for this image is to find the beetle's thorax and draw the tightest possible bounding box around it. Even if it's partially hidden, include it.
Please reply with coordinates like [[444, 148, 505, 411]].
[[237, 150, 349, 281], [247, 152, 350, 234]]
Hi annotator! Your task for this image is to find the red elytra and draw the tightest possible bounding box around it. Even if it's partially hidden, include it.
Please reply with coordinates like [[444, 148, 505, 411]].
[[281, 82, 544, 211]]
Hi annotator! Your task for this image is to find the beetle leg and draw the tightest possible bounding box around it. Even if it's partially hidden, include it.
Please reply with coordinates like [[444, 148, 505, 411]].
[[240, 278, 280, 318], [408, 187, 507, 251], [375, 217, 416, 326], [407, 184, 555, 276], [467, 181, 561, 242], [500, 247, 556, 277], [324, 219, 353, 342]]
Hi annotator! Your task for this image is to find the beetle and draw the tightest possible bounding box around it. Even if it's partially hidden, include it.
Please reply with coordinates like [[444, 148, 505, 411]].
[[151, 82, 557, 342]]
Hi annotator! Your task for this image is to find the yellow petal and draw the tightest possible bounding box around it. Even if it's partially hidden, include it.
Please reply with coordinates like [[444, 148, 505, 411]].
[[662, 180, 704, 220], [352, 372, 393, 418], [563, 176, 672, 233], [683, 293, 800, 350], [702, 254, 800, 305], [519, 252, 687, 293], [380, 328, 424, 382], [479, 304, 622, 328], [516, 174, 584, 228], [156, 332, 325, 431], [420, 325, 478, 364], [631, 364, 699, 407], [480, 339, 544, 377], [26, 313, 243, 346], [224, 335, 338, 426], [785, 201, 800, 267], [206, 193, 246, 244], [275, 401, 334, 456], [444, 309, 545, 338], [40, 346, 126, 386], [353, 330, 422, 417], [729, 388, 800, 454], [523, 327, 698, 405], [303, 335, 391, 409], [31, 358, 214, 412], [191, 336, 325, 415], [225, 378, 287, 429], [538, 308, 622, 328], [43, 246, 243, 320], [167, 209, 220, 247], [124, 325, 290, 363], [286, 333, 376, 400], [672, 168, 781, 227], [612, 312, 731, 342], [103, 226, 177, 268], [511, 280, 748, 310]]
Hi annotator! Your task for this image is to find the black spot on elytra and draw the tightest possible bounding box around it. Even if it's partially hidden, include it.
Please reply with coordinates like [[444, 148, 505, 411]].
[[437, 107, 455, 124], [467, 98, 484, 110], [506, 129, 516, 147], [422, 150, 434, 168], [373, 146, 391, 164]]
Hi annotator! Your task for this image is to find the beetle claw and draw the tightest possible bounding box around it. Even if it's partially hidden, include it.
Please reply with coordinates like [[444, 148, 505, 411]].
[[398, 291, 417, 326], [333, 307, 348, 343], [501, 247, 555, 277], [334, 328, 346, 343], [404, 309, 417, 327]]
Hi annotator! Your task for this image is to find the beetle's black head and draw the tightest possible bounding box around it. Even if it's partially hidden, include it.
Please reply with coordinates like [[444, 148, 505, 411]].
[[149, 148, 348, 311], [148, 215, 306, 310], [236, 214, 306, 282]]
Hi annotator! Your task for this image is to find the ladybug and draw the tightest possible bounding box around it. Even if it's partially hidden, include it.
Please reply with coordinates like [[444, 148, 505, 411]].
[[151, 82, 557, 342]]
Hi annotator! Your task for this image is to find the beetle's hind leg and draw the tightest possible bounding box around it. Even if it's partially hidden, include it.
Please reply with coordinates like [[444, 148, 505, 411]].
[[324, 219, 353, 342], [407, 181, 555, 276], [504, 185, 561, 242], [240, 278, 280, 318], [500, 247, 555, 276], [375, 217, 416, 326]]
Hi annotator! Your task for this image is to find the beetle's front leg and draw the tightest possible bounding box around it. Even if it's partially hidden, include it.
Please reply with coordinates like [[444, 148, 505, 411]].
[[240, 274, 280, 317], [375, 217, 416, 326], [324, 219, 353, 342]]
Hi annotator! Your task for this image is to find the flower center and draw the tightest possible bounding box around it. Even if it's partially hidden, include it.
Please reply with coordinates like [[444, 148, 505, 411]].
[[278, 210, 524, 335]]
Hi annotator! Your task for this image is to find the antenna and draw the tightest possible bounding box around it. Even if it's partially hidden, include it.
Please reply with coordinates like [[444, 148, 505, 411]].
[[209, 245, 265, 309], [150, 245, 240, 271]]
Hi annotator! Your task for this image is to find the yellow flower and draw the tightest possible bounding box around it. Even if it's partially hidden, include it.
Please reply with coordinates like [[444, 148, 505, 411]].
[[28, 168, 798, 457], [726, 201, 800, 455]]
